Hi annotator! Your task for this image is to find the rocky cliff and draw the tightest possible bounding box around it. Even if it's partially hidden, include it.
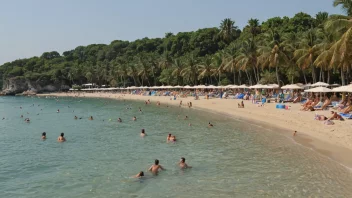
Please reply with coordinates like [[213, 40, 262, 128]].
[[1, 77, 70, 95]]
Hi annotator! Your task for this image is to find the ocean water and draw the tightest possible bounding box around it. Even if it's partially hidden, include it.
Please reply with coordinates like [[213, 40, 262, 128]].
[[0, 96, 352, 198]]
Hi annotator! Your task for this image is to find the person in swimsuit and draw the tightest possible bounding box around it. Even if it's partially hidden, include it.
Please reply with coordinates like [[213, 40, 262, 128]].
[[58, 133, 66, 142], [41, 132, 47, 140], [20, 115, 23, 118], [179, 157, 192, 169], [89, 116, 94, 120], [74, 116, 78, 120], [133, 116, 137, 121], [184, 116, 188, 120], [140, 129, 146, 137], [293, 131, 297, 136], [148, 159, 165, 174], [118, 118, 122, 122], [134, 171, 144, 178], [25, 118, 30, 123], [315, 115, 328, 121], [57, 109, 60, 113], [170, 135, 176, 142], [208, 122, 213, 127], [167, 134, 172, 142], [328, 111, 344, 121]]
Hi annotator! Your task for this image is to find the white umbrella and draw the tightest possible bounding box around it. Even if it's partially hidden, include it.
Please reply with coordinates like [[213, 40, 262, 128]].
[[237, 84, 249, 89], [268, 84, 280, 88], [174, 85, 183, 88], [183, 85, 192, 89], [304, 87, 332, 93], [281, 84, 304, 89], [311, 82, 329, 87], [164, 85, 174, 89], [333, 84, 352, 92], [206, 85, 216, 89], [249, 84, 264, 89], [230, 85, 238, 88]]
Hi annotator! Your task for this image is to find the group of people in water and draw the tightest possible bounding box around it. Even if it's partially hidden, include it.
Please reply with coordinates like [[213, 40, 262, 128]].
[[134, 158, 192, 178]]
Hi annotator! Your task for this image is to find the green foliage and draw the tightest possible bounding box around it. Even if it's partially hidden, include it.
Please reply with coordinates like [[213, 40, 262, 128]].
[[1, 7, 351, 88]]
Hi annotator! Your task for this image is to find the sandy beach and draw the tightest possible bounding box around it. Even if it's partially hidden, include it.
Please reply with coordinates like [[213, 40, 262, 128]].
[[39, 92, 352, 168]]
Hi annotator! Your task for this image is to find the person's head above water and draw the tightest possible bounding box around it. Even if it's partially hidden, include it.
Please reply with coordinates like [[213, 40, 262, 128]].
[[141, 129, 145, 134], [139, 171, 144, 176], [168, 134, 171, 137], [155, 159, 159, 165], [42, 132, 46, 136], [181, 157, 185, 163], [60, 133, 64, 137]]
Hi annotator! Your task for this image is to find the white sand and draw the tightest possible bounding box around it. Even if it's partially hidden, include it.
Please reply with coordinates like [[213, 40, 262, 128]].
[[39, 92, 352, 167]]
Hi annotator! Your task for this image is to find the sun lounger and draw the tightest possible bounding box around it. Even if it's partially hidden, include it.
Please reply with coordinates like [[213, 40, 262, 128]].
[[339, 113, 352, 119]]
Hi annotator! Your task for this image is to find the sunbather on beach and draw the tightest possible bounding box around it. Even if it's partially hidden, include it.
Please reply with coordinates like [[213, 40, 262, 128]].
[[328, 111, 344, 121], [292, 95, 302, 103], [315, 114, 328, 121], [340, 105, 352, 114], [238, 101, 244, 108], [315, 97, 331, 110]]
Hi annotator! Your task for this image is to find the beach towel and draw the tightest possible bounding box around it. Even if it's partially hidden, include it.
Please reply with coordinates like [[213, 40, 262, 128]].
[[339, 113, 352, 119]]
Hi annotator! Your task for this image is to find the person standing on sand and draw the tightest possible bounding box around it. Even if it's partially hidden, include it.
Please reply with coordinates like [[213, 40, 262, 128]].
[[293, 131, 297, 136], [148, 159, 165, 174]]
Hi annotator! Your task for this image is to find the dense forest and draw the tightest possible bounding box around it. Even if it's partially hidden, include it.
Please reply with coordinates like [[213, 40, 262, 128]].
[[1, 0, 352, 90]]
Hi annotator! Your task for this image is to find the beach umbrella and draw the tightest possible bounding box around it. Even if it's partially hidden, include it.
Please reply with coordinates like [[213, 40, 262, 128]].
[[311, 82, 329, 87], [268, 84, 279, 88], [174, 85, 183, 88], [281, 84, 304, 89], [237, 84, 249, 89], [183, 85, 192, 89], [230, 85, 238, 89], [333, 84, 352, 92], [249, 84, 264, 89], [206, 85, 217, 89], [304, 87, 332, 93]]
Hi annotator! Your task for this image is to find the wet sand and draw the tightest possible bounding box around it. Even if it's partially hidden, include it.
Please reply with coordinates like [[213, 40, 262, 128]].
[[39, 92, 352, 169]]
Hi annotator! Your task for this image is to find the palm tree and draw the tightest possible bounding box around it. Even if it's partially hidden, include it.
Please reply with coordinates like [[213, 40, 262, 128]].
[[236, 39, 258, 85], [247, 18, 261, 38], [197, 56, 213, 84], [294, 29, 321, 83], [171, 58, 184, 85], [128, 64, 140, 86], [333, 0, 352, 16], [159, 51, 172, 69], [315, 12, 329, 27], [211, 52, 225, 85], [258, 29, 289, 86], [137, 55, 151, 86], [219, 18, 239, 43], [181, 54, 198, 85], [224, 46, 239, 85]]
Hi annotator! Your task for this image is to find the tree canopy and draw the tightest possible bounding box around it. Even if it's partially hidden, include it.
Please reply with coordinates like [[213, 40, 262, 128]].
[[1, 2, 351, 89]]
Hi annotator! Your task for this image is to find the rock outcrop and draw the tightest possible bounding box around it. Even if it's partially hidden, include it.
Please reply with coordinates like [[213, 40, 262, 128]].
[[2, 77, 70, 95]]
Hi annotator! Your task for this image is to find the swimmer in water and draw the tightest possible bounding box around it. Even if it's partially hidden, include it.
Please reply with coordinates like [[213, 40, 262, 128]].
[[133, 116, 137, 121], [189, 123, 192, 126], [20, 115, 23, 118], [25, 118, 30, 123], [134, 171, 144, 178], [293, 131, 297, 136], [179, 157, 192, 169], [167, 134, 172, 142], [2, 117, 5, 120], [74, 116, 78, 120], [58, 133, 66, 142], [208, 122, 213, 127], [171, 135, 176, 142], [118, 118, 122, 122], [139, 107, 142, 112], [148, 159, 165, 174], [140, 129, 146, 137], [41, 132, 47, 140], [57, 109, 60, 113], [89, 116, 93, 120], [184, 116, 188, 120]]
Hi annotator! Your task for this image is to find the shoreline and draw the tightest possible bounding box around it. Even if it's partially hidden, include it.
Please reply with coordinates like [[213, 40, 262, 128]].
[[37, 92, 352, 169]]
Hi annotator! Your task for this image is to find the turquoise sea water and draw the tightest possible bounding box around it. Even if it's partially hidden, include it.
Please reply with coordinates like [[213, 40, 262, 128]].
[[0, 96, 352, 198]]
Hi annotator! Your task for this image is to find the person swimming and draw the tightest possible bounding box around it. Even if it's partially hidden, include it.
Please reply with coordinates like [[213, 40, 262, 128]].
[[133, 116, 137, 121], [148, 159, 165, 174], [167, 134, 172, 142], [2, 117, 5, 120], [42, 132, 47, 140], [89, 116, 94, 120], [179, 157, 192, 169], [74, 116, 78, 119], [208, 122, 213, 127], [139, 107, 142, 112], [57, 109, 60, 113], [184, 116, 188, 120], [20, 115, 23, 118], [24, 118, 30, 123], [134, 171, 144, 178], [170, 135, 176, 142], [140, 129, 146, 137], [58, 133, 66, 142], [189, 123, 192, 126], [118, 118, 122, 122]]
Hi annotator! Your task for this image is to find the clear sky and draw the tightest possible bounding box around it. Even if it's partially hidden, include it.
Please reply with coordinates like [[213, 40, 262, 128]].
[[0, 0, 343, 65]]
